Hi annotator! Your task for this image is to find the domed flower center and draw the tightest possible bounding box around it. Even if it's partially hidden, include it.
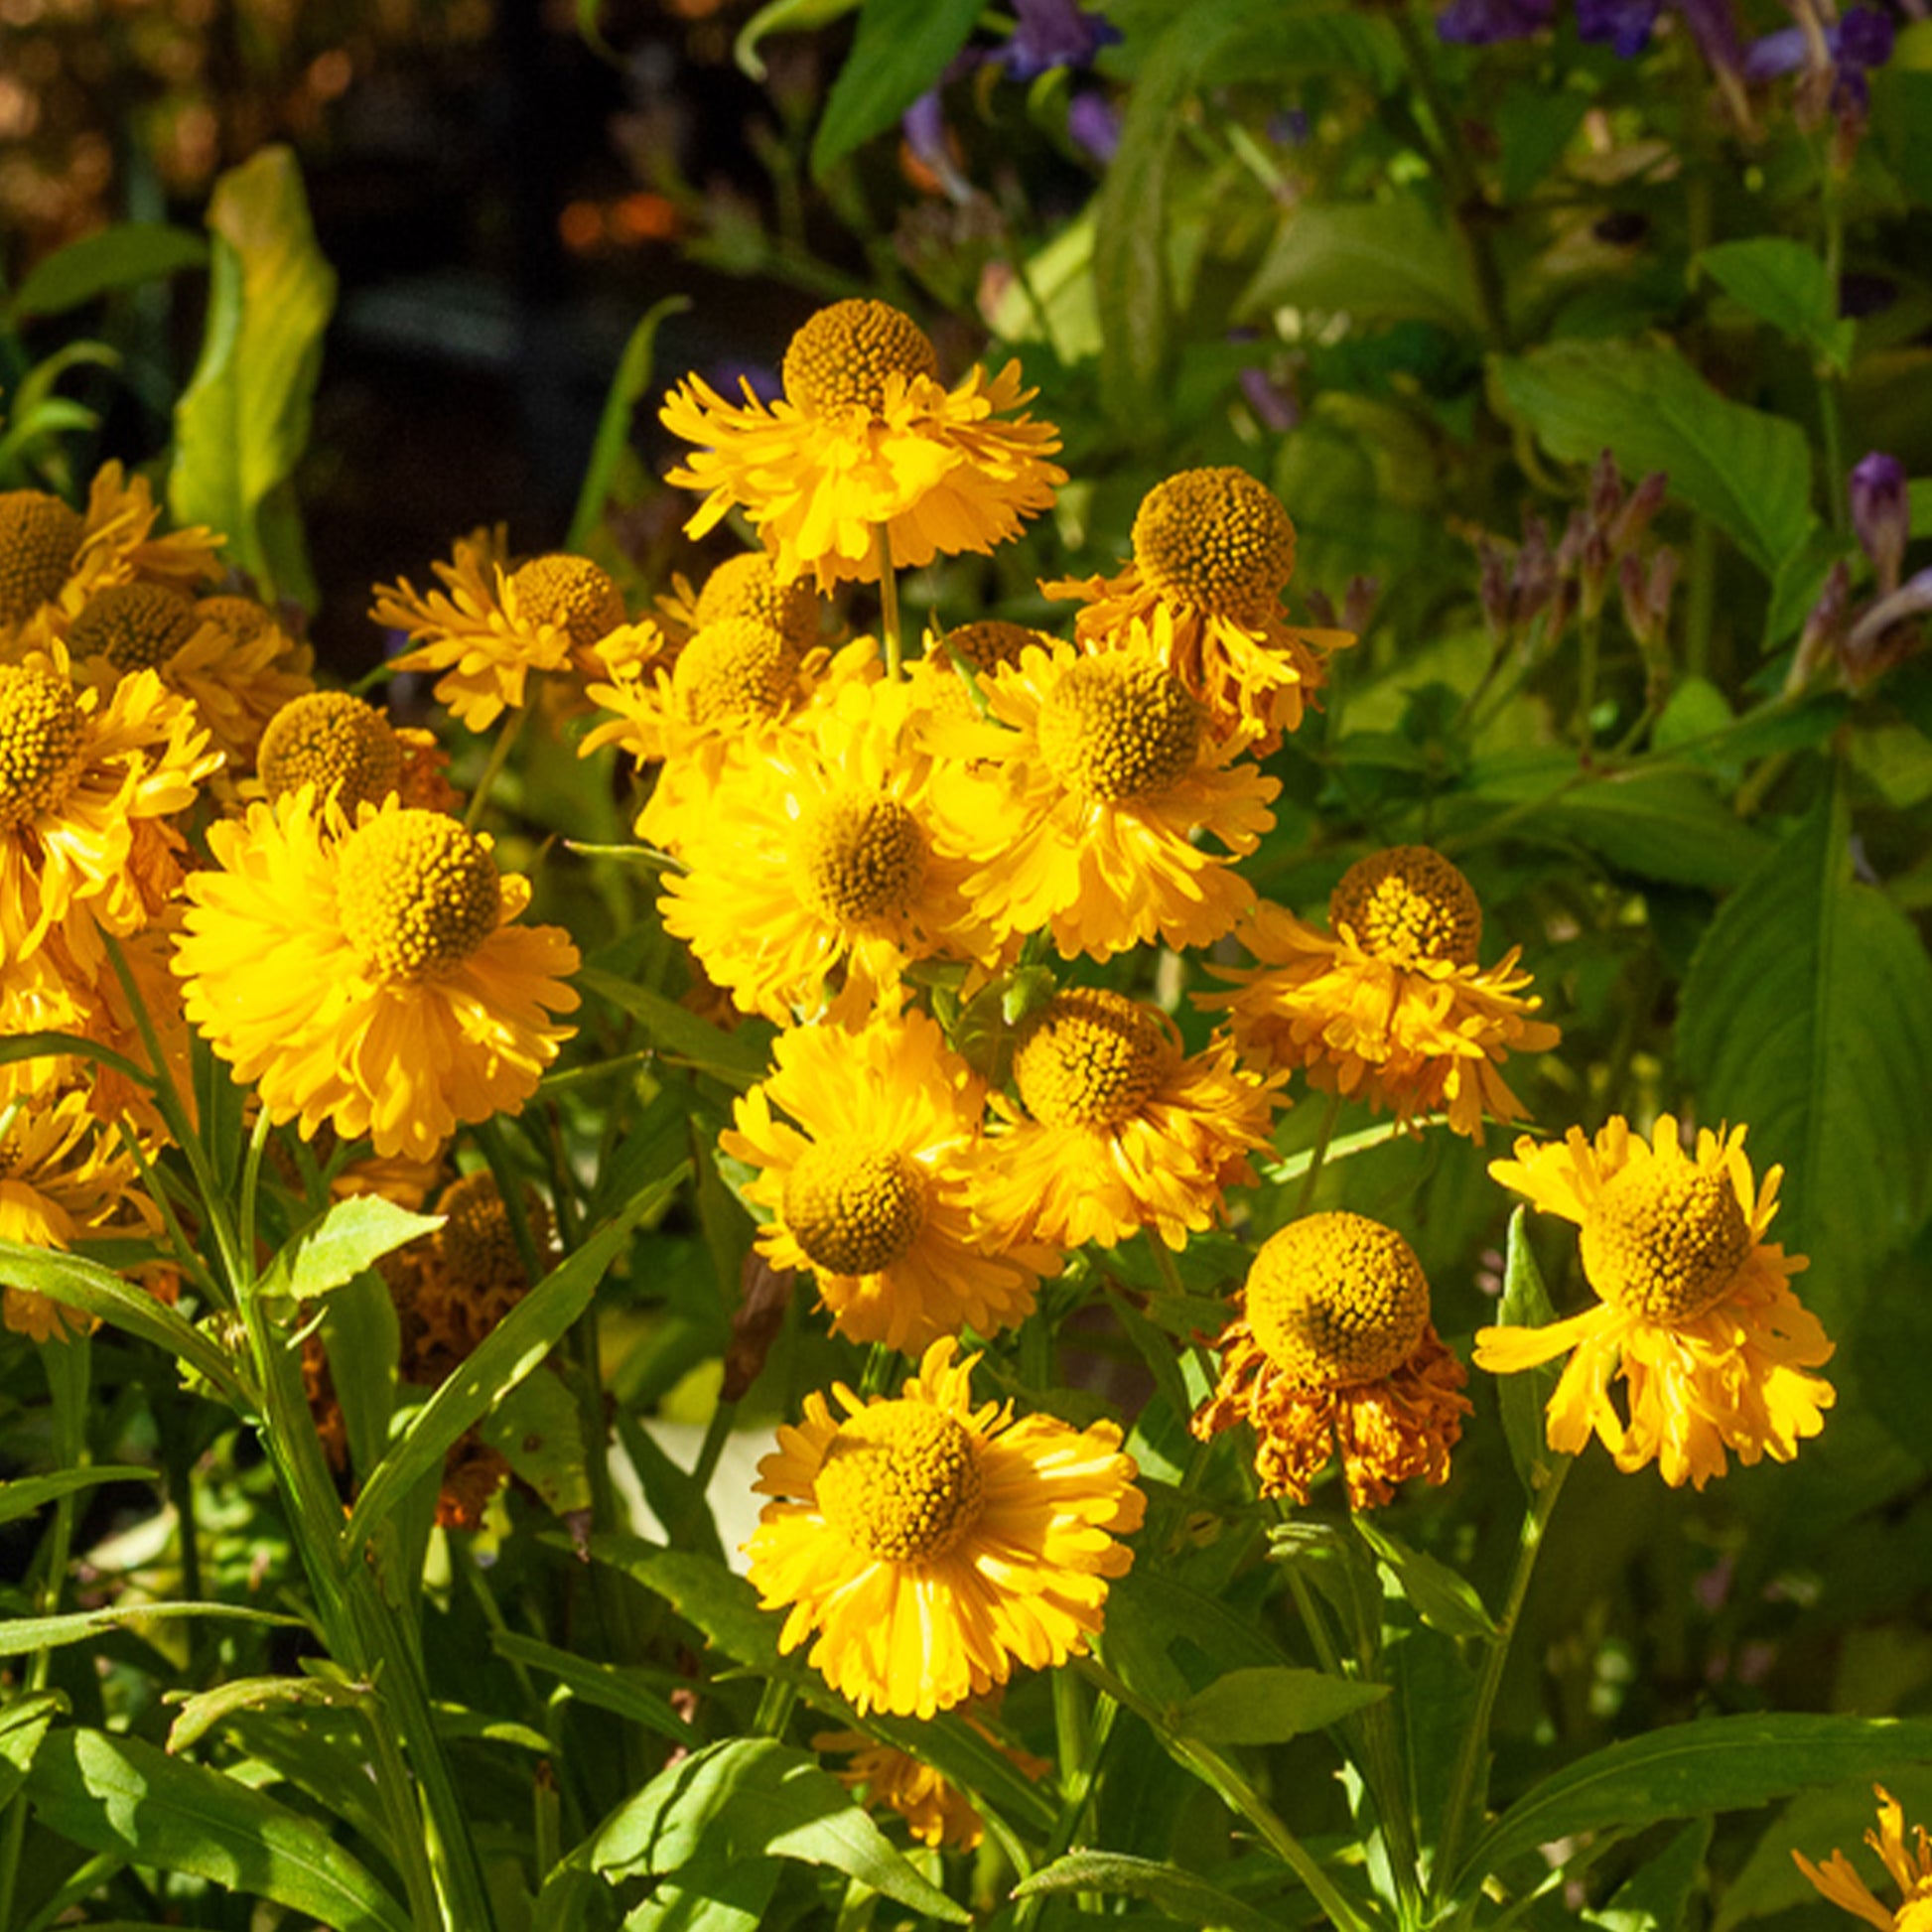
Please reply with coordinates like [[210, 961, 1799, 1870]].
[[782, 300, 940, 416], [694, 552, 821, 651], [1246, 1211, 1432, 1387], [259, 692, 405, 815], [798, 790, 927, 926], [1581, 1161, 1753, 1323], [1013, 988, 1180, 1129], [0, 489, 84, 626], [815, 1401, 985, 1564], [1131, 467, 1298, 612], [672, 617, 798, 726], [69, 582, 200, 673], [1329, 846, 1482, 968], [1035, 655, 1202, 802], [337, 810, 502, 983], [509, 553, 626, 651], [436, 1170, 547, 1292], [0, 663, 86, 831], [194, 594, 276, 645], [782, 1141, 928, 1277], [936, 619, 1039, 677]]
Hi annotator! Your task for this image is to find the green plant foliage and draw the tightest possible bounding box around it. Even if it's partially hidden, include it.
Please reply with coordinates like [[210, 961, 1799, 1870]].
[[809, 0, 986, 178]]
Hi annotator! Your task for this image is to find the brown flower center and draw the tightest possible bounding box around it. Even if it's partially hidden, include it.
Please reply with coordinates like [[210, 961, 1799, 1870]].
[[0, 490, 84, 626], [782, 300, 940, 416], [69, 582, 200, 673], [1328, 846, 1482, 968], [258, 692, 405, 815], [782, 1141, 928, 1277], [1013, 988, 1180, 1129], [1131, 467, 1298, 612], [1035, 654, 1201, 802], [0, 663, 86, 831], [337, 810, 502, 983], [1245, 1211, 1432, 1387], [797, 790, 927, 927], [672, 617, 799, 726], [509, 553, 626, 651], [815, 1401, 985, 1564], [1581, 1160, 1753, 1323], [693, 552, 821, 651]]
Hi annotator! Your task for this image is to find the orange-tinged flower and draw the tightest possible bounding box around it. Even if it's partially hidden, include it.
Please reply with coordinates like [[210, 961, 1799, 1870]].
[[746, 1337, 1144, 1718], [1474, 1114, 1834, 1489], [814, 1720, 1050, 1852], [1191, 1211, 1470, 1507], [661, 300, 1065, 592], [1796, 1787, 1932, 1932], [173, 794, 580, 1162]]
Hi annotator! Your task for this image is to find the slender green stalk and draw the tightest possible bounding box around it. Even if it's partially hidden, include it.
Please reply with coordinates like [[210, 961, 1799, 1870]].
[[1296, 1092, 1346, 1218], [873, 525, 903, 679], [1431, 1456, 1573, 1905], [238, 1108, 273, 1276], [464, 704, 530, 831]]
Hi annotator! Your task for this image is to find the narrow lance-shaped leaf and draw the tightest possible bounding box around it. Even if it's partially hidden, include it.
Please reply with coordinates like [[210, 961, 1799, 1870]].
[[1014, 1850, 1287, 1932]]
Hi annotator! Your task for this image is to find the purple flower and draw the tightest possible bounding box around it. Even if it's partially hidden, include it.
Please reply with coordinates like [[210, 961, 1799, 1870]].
[[1851, 451, 1909, 595], [999, 0, 1121, 80], [1577, 0, 1663, 57], [1067, 90, 1122, 165], [1744, 3, 1895, 81], [1436, 0, 1554, 43]]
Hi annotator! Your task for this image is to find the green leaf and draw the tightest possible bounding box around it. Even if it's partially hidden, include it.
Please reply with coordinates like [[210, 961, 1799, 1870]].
[[1352, 1519, 1497, 1642], [736, 0, 858, 79], [589, 1736, 970, 1922], [1498, 83, 1590, 204], [6, 224, 208, 323], [1494, 1208, 1567, 1501], [341, 1177, 682, 1560], [1489, 341, 1814, 578], [1679, 776, 1932, 1322], [0, 1692, 64, 1810], [1173, 1666, 1388, 1746], [1242, 198, 1483, 335], [263, 1195, 442, 1303], [810, 0, 985, 178], [490, 1628, 693, 1745], [320, 1270, 399, 1481], [27, 1727, 411, 1932], [478, 1367, 592, 1516], [1586, 1817, 1712, 1932], [166, 1676, 367, 1756], [1457, 1715, 1932, 1896], [1700, 238, 1854, 374], [622, 1859, 779, 1932], [1013, 1851, 1286, 1932], [0, 1601, 304, 1658], [0, 1243, 248, 1406], [580, 968, 771, 1089], [569, 296, 690, 551], [168, 146, 337, 609], [0, 1464, 151, 1529]]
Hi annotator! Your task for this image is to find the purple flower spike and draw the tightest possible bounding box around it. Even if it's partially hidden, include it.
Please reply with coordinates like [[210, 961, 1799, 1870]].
[[1000, 0, 1122, 80], [1067, 90, 1122, 164], [1578, 0, 1663, 58], [1436, 0, 1554, 43], [1851, 452, 1910, 596]]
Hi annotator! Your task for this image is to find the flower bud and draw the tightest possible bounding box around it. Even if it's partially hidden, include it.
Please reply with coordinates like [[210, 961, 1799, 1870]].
[[1850, 451, 1908, 596]]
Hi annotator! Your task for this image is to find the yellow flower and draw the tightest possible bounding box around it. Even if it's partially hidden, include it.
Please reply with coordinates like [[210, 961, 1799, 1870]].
[[745, 1336, 1145, 1718], [658, 549, 826, 654], [980, 988, 1282, 1252], [256, 690, 455, 816], [661, 300, 1065, 592], [0, 1084, 162, 1343], [814, 1720, 1050, 1852], [1191, 1211, 1470, 1507], [906, 617, 1050, 720], [1796, 1787, 1932, 1932], [1204, 846, 1560, 1141], [173, 793, 581, 1162], [721, 1008, 1055, 1351], [925, 626, 1279, 962], [1473, 1114, 1834, 1489], [0, 649, 220, 969], [660, 678, 1004, 1022], [1041, 467, 1352, 750], [372, 531, 662, 731]]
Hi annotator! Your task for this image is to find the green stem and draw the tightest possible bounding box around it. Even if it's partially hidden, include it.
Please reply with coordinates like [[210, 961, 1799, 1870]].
[[239, 1108, 272, 1278], [1686, 518, 1716, 679], [1077, 1657, 1373, 1932], [1574, 607, 1603, 754], [873, 525, 903, 680], [1296, 1092, 1345, 1218], [1431, 1455, 1572, 1905], [464, 704, 530, 832]]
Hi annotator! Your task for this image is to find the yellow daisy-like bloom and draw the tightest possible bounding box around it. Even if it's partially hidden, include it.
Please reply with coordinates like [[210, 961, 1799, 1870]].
[[173, 793, 581, 1162], [660, 679, 1002, 1023], [657, 549, 825, 655], [721, 1008, 1054, 1351], [1473, 1114, 1834, 1490], [981, 988, 1282, 1252], [1191, 1211, 1470, 1507], [1796, 1787, 1932, 1932], [1043, 467, 1353, 750], [0, 490, 87, 633], [661, 299, 1066, 593], [0, 650, 220, 968], [813, 1720, 1050, 1852], [373, 532, 662, 731], [745, 1335, 1145, 1718], [69, 464, 224, 602], [1205, 846, 1560, 1141], [906, 618, 1048, 720], [0, 1084, 161, 1343], [925, 627, 1278, 962]]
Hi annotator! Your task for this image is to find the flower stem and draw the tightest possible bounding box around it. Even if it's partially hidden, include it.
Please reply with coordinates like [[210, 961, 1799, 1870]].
[[1431, 1455, 1572, 1908], [873, 524, 903, 679], [464, 703, 530, 832], [1296, 1092, 1345, 1218]]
